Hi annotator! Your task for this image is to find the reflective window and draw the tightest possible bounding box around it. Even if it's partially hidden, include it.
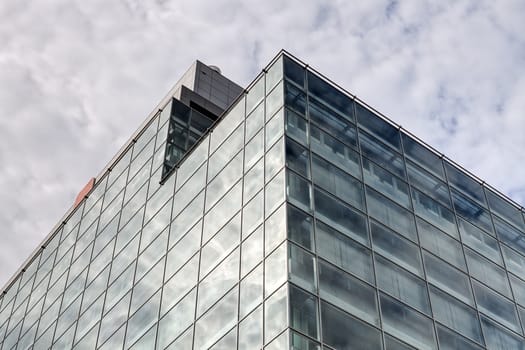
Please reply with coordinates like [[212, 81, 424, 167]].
[[287, 170, 311, 212], [285, 80, 306, 115], [197, 249, 239, 316], [401, 132, 445, 180], [289, 243, 316, 292], [356, 103, 400, 151], [316, 221, 374, 284], [285, 108, 308, 146], [412, 188, 458, 236], [452, 189, 494, 235], [307, 70, 354, 121], [380, 293, 437, 350], [289, 285, 319, 340], [309, 96, 357, 147], [319, 260, 379, 326], [371, 221, 423, 277], [359, 130, 406, 179], [314, 188, 368, 246], [312, 154, 364, 210], [445, 161, 486, 206], [311, 125, 361, 178], [284, 55, 305, 87], [481, 316, 525, 350], [465, 248, 511, 298], [473, 281, 521, 333], [286, 138, 310, 179], [458, 217, 502, 265], [417, 217, 466, 270], [423, 252, 474, 306], [363, 157, 410, 208], [375, 255, 430, 315], [486, 188, 525, 231], [429, 286, 483, 343], [287, 204, 314, 251], [367, 187, 418, 242], [321, 301, 381, 350]]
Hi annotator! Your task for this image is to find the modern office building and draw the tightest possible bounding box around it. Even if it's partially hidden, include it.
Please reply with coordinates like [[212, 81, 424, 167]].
[[1, 51, 525, 350]]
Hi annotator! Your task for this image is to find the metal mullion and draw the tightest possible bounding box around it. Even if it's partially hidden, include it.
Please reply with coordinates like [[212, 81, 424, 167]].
[[441, 155, 488, 348], [352, 96, 385, 350], [398, 122, 440, 349]]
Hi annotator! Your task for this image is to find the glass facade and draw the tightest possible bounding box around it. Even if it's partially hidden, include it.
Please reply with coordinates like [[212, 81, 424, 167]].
[[1, 52, 525, 350]]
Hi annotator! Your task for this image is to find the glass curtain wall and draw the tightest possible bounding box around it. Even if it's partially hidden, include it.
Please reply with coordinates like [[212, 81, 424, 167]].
[[282, 54, 525, 350], [0, 57, 287, 350]]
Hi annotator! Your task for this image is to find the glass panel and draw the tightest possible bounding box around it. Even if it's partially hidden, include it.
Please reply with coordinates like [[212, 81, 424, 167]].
[[290, 330, 321, 350], [494, 215, 525, 257], [286, 138, 310, 179], [285, 109, 308, 146], [200, 214, 240, 277], [445, 161, 486, 206], [239, 264, 263, 320], [205, 151, 243, 211], [423, 252, 474, 306], [367, 187, 418, 242], [309, 96, 357, 147], [165, 220, 201, 279], [459, 217, 502, 265], [480, 316, 525, 350], [203, 181, 242, 243], [310, 125, 361, 178], [238, 307, 263, 350], [264, 283, 287, 344], [162, 254, 199, 315], [266, 103, 284, 150], [287, 204, 314, 251], [321, 301, 381, 350], [307, 70, 354, 121], [266, 56, 283, 93], [266, 136, 284, 181], [287, 170, 311, 213], [452, 189, 494, 235], [465, 248, 511, 298], [244, 157, 264, 202], [412, 188, 458, 236], [283, 55, 305, 87], [284, 80, 306, 115], [436, 324, 484, 350], [429, 286, 483, 343], [266, 81, 284, 120], [401, 132, 445, 180], [363, 157, 410, 208], [211, 97, 245, 153], [208, 123, 244, 180], [417, 217, 466, 270], [314, 188, 368, 246], [246, 101, 264, 142], [486, 188, 525, 231], [380, 293, 437, 350], [312, 154, 364, 210], [316, 220, 374, 284], [157, 289, 196, 350], [289, 285, 319, 339], [241, 226, 263, 277], [502, 244, 525, 281], [359, 130, 406, 179], [265, 243, 287, 296], [265, 203, 286, 254], [197, 249, 239, 317], [406, 160, 451, 208], [318, 260, 379, 326], [473, 281, 521, 333], [356, 103, 400, 150], [265, 169, 285, 215], [289, 243, 316, 293], [245, 129, 264, 171], [375, 255, 430, 315], [371, 221, 423, 277], [246, 76, 264, 114]]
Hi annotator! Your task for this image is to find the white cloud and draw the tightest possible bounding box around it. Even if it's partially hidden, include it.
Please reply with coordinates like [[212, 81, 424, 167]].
[[0, 0, 524, 290]]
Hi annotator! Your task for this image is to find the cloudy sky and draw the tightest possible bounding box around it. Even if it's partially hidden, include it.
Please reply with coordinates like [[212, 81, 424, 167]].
[[1, 0, 524, 289]]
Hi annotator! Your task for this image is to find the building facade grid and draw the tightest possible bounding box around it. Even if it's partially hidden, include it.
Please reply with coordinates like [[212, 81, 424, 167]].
[[0, 52, 524, 350]]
